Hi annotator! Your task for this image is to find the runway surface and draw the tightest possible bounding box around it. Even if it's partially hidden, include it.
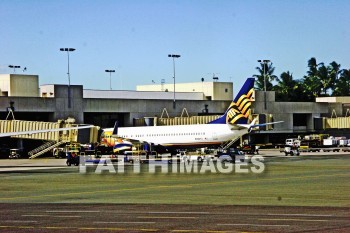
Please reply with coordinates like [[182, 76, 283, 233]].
[[1, 150, 349, 232], [1, 203, 349, 232]]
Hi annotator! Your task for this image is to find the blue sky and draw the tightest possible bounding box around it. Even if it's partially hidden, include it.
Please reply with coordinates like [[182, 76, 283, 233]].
[[1, 0, 350, 95]]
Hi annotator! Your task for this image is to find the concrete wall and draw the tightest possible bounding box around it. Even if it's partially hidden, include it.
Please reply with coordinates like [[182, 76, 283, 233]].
[[52, 85, 84, 123], [253, 91, 331, 133], [84, 98, 230, 126], [137, 82, 233, 100], [83, 89, 205, 100], [0, 75, 10, 96], [213, 82, 233, 101], [40, 85, 55, 98], [0, 97, 55, 112], [0, 74, 39, 97]]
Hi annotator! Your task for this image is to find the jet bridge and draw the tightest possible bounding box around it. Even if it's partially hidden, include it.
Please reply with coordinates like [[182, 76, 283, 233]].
[[0, 119, 99, 158]]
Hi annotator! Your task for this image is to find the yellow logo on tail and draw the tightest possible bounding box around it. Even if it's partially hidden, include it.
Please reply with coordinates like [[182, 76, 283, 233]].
[[226, 88, 254, 124]]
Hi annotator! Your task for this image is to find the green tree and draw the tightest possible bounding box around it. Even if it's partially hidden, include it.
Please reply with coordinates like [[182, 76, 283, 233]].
[[329, 61, 341, 95], [333, 69, 350, 96], [300, 76, 318, 101], [318, 64, 332, 96], [275, 71, 309, 102], [253, 62, 277, 91], [303, 57, 323, 99], [303, 58, 341, 97], [274, 71, 297, 101], [318, 61, 341, 96]]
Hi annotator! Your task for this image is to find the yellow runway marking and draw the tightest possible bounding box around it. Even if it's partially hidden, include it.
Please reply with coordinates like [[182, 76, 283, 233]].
[[0, 226, 259, 232], [172, 230, 204, 232], [22, 215, 49, 217], [171, 230, 237, 233], [55, 215, 81, 218], [139, 216, 198, 219], [260, 218, 328, 222], [79, 227, 159, 231]]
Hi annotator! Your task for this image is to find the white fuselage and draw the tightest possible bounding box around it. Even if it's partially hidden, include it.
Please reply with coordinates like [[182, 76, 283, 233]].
[[103, 124, 249, 148]]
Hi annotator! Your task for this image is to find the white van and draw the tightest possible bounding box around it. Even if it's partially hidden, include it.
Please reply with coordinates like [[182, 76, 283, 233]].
[[285, 138, 300, 146]]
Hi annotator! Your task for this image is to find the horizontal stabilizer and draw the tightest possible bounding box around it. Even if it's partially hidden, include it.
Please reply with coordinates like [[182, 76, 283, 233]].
[[249, 121, 284, 131]]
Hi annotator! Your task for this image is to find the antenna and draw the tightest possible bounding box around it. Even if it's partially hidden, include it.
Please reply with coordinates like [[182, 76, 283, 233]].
[[212, 73, 219, 82], [206, 73, 220, 82], [161, 79, 165, 91], [8, 65, 21, 73]]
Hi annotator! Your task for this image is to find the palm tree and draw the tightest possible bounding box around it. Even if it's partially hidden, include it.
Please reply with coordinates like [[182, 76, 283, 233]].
[[302, 74, 321, 101], [329, 61, 341, 94], [275, 71, 297, 101], [303, 57, 324, 98], [253, 62, 277, 91], [306, 57, 323, 77], [318, 64, 332, 96], [275, 72, 308, 101], [333, 69, 350, 96], [317, 61, 341, 96], [304, 58, 341, 96]]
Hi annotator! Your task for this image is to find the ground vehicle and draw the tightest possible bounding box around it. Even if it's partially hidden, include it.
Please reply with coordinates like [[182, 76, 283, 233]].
[[284, 145, 300, 156], [53, 147, 65, 158], [216, 148, 245, 163], [63, 144, 82, 166], [299, 134, 341, 152], [9, 149, 20, 159], [285, 138, 301, 147], [123, 150, 160, 163], [241, 144, 259, 154], [181, 154, 215, 162], [66, 151, 80, 166], [299, 140, 321, 152]]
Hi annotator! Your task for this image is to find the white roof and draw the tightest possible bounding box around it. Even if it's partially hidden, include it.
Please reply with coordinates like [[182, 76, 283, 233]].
[[83, 89, 205, 100]]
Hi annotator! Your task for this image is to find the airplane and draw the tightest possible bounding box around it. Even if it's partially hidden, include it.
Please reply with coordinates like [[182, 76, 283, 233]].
[[99, 129, 133, 152], [101, 77, 282, 152], [0, 125, 94, 138]]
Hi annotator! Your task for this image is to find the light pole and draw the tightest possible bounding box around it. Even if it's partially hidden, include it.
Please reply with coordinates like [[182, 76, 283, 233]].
[[60, 48, 75, 108], [105, 70, 115, 90], [8, 65, 21, 73], [257, 59, 270, 110], [168, 54, 181, 109]]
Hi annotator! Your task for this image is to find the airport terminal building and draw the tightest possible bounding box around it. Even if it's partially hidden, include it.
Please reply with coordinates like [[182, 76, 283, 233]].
[[1, 74, 350, 145]]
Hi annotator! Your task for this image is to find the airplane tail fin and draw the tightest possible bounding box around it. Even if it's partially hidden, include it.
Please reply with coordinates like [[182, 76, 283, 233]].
[[112, 121, 118, 135], [209, 77, 255, 125]]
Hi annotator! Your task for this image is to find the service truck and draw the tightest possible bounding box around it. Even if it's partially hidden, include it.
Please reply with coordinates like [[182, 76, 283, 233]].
[[299, 134, 341, 152]]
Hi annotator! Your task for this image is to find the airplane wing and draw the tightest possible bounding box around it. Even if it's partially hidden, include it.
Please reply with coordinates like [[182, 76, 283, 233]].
[[0, 125, 94, 138]]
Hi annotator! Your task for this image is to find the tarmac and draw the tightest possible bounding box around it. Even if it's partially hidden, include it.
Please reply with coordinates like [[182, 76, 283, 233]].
[[1, 203, 349, 232], [0, 149, 279, 173], [0, 149, 349, 232]]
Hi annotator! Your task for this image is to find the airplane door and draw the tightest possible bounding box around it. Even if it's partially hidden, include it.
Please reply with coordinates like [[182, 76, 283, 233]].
[[212, 132, 218, 141]]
